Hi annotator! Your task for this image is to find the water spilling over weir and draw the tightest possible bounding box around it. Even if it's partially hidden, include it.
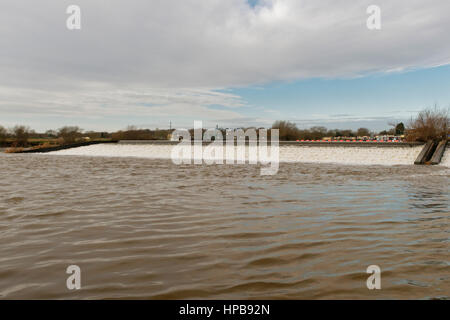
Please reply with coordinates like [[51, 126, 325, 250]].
[[45, 143, 450, 167]]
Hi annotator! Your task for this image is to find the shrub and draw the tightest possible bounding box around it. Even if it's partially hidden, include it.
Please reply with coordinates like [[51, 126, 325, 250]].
[[0, 125, 6, 145], [58, 126, 82, 144], [12, 125, 30, 147], [5, 147, 23, 153], [356, 128, 370, 137], [272, 120, 300, 141], [406, 106, 449, 142]]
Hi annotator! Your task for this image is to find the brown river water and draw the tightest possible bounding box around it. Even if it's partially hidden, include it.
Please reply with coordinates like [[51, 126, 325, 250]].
[[0, 152, 448, 299]]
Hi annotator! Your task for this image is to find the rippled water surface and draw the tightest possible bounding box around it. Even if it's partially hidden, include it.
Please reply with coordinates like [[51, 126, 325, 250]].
[[0, 150, 449, 299]]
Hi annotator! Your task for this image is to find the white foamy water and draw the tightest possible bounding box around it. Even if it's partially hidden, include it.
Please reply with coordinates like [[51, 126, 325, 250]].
[[46, 143, 438, 166], [280, 146, 423, 165], [440, 147, 450, 167]]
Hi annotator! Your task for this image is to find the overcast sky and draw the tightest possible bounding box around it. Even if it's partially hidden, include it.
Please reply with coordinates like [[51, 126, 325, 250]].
[[1, 0, 450, 131]]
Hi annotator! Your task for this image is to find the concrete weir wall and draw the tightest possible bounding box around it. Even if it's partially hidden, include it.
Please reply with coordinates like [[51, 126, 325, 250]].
[[14, 139, 449, 167], [16, 140, 118, 153], [118, 140, 423, 148], [430, 141, 448, 164], [414, 140, 448, 165], [45, 140, 434, 166]]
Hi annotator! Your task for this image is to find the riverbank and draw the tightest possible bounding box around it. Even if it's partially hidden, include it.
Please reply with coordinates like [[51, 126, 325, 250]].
[[3, 140, 117, 153]]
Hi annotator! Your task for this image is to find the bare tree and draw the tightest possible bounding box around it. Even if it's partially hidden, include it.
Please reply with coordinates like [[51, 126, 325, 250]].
[[356, 128, 370, 137], [58, 126, 83, 144], [0, 125, 7, 145], [309, 126, 327, 139], [12, 125, 30, 147], [407, 106, 449, 142], [272, 120, 300, 141], [45, 130, 58, 138]]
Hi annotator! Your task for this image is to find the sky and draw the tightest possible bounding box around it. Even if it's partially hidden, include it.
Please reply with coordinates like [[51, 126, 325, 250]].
[[1, 0, 450, 132]]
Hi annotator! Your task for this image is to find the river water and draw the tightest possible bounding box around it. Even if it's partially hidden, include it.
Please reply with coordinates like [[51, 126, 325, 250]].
[[0, 145, 448, 299]]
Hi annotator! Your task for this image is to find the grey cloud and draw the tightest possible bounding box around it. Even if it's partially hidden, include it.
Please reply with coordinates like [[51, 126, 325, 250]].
[[2, 0, 450, 88], [1, 0, 449, 129]]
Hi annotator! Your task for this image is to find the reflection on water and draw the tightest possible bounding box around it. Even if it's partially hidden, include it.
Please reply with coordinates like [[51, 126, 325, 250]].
[[0, 153, 448, 299]]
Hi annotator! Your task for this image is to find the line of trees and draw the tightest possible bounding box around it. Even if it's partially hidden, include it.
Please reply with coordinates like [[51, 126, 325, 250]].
[[271, 121, 382, 141], [0, 125, 89, 147], [111, 126, 172, 140], [1, 107, 448, 146], [0, 125, 32, 147], [269, 106, 447, 142], [0, 124, 171, 147]]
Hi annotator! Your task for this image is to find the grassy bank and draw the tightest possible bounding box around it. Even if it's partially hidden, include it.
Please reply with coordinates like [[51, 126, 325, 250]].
[[3, 139, 116, 153]]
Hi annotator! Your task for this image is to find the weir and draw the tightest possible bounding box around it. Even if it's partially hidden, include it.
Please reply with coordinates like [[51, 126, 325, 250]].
[[414, 140, 448, 165], [430, 140, 448, 165], [45, 143, 429, 166], [13, 140, 118, 153]]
